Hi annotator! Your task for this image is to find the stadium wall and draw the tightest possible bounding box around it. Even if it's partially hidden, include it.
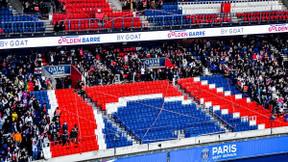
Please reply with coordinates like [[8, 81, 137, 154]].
[[170, 135, 288, 162], [106, 152, 168, 162], [101, 135, 288, 162], [40, 126, 288, 162]]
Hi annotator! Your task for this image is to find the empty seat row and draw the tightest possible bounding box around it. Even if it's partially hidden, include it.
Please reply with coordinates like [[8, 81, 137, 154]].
[[145, 10, 182, 16], [113, 97, 223, 143], [52, 0, 141, 31], [0, 15, 39, 22], [148, 14, 230, 26], [0, 5, 46, 34], [238, 10, 288, 22], [102, 118, 133, 148], [178, 77, 288, 129], [61, 0, 107, 3], [85, 81, 183, 111], [50, 89, 99, 157], [0, 22, 44, 28]]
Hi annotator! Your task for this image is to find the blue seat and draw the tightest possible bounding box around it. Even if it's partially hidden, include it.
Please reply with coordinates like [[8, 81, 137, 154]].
[[114, 98, 223, 143]]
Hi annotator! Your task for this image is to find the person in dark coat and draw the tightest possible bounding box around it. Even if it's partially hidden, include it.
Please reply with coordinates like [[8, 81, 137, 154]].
[[62, 130, 68, 145], [62, 121, 68, 132], [70, 125, 78, 143]]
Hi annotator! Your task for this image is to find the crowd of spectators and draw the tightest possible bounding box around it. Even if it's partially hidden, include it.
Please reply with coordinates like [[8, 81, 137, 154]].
[[0, 76, 48, 161], [0, 51, 75, 161], [193, 35, 288, 113], [1, 53, 48, 91], [20, 0, 51, 15], [41, 42, 204, 86], [122, 0, 163, 10], [0, 34, 287, 160], [38, 35, 287, 113]]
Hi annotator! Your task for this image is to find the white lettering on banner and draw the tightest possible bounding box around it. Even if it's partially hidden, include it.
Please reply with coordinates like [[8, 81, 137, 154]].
[[48, 66, 65, 75], [167, 30, 205, 38], [212, 144, 237, 160], [268, 24, 288, 32], [2, 23, 288, 50], [117, 34, 141, 41], [221, 28, 244, 35], [145, 59, 160, 66], [0, 40, 28, 48], [58, 36, 100, 45], [82, 37, 100, 43]]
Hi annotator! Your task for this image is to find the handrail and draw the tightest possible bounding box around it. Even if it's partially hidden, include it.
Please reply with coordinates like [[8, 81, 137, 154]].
[[54, 12, 231, 31], [182, 82, 272, 120], [225, 77, 276, 118], [7, 0, 23, 13], [208, 105, 236, 129], [196, 87, 274, 121], [0, 20, 46, 34], [177, 0, 277, 5], [58, 17, 142, 30], [113, 114, 143, 141]]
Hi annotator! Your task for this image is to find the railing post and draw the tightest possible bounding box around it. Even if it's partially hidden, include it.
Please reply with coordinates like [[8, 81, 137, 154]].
[[34, 21, 36, 32], [78, 19, 80, 30], [122, 17, 124, 28]]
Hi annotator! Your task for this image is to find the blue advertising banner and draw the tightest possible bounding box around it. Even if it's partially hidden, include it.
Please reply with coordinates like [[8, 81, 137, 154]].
[[170, 136, 288, 162], [141, 58, 166, 68], [102, 152, 167, 162], [43, 65, 71, 76]]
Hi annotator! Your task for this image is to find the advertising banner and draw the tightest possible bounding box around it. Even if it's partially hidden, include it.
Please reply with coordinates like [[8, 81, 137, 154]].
[[170, 136, 288, 162], [141, 58, 166, 68], [43, 65, 71, 76], [141, 58, 175, 68], [70, 65, 82, 89], [1, 23, 288, 49], [102, 152, 167, 162]]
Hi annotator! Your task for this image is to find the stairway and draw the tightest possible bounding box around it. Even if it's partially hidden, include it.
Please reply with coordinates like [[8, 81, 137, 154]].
[[43, 145, 52, 159], [43, 19, 54, 33], [93, 108, 107, 150], [271, 44, 288, 66], [47, 90, 59, 122], [178, 77, 266, 131], [176, 84, 228, 133], [107, 0, 122, 10], [279, 0, 287, 10], [140, 16, 150, 28], [281, 53, 288, 62], [106, 115, 139, 145], [8, 0, 23, 13]]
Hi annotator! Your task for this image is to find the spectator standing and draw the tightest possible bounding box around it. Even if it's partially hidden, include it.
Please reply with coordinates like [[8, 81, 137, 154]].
[[13, 131, 22, 146]]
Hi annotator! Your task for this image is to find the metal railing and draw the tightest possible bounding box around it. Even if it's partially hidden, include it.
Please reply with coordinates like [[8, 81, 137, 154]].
[[53, 12, 231, 32], [0, 21, 46, 33], [177, 0, 279, 5], [147, 13, 231, 27], [58, 17, 143, 31], [237, 10, 288, 23]]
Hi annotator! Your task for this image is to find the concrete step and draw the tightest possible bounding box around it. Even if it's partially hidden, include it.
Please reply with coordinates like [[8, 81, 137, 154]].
[[107, 115, 139, 145], [107, 0, 122, 10], [12, 9, 18, 15], [231, 16, 239, 23]]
